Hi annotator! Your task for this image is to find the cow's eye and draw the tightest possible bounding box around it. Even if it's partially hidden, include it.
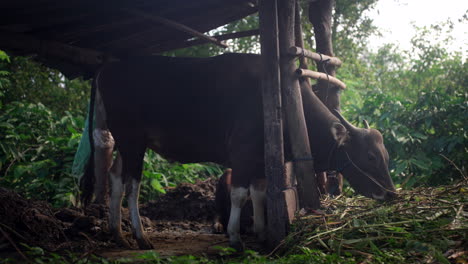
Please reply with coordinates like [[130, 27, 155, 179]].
[[368, 152, 376, 161]]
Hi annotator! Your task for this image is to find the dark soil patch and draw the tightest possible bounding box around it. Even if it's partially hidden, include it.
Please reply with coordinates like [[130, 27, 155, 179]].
[[0, 177, 253, 261], [140, 177, 218, 222]]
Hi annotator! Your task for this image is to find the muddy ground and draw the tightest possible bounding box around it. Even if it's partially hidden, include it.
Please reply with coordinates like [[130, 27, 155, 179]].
[[0, 177, 261, 261]]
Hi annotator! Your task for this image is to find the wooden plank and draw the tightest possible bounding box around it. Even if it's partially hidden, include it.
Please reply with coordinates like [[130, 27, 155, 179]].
[[0, 30, 116, 78], [258, 0, 288, 250], [296, 69, 346, 90], [125, 8, 228, 48], [131, 5, 258, 54], [278, 0, 320, 211], [0, 31, 113, 65], [94, 4, 257, 53]]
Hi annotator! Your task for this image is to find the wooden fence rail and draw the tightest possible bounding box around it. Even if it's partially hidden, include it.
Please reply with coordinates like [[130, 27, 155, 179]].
[[296, 68, 346, 90], [289, 46, 342, 67]]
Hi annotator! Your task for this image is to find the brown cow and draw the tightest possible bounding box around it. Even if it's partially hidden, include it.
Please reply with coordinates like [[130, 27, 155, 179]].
[[81, 53, 396, 250]]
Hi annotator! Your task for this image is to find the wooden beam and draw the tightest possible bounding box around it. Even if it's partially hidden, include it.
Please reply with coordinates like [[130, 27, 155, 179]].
[[125, 8, 228, 49], [99, 4, 257, 54], [289, 46, 342, 67], [296, 69, 346, 90], [186, 28, 259, 46], [258, 0, 288, 249], [144, 29, 259, 54], [0, 30, 113, 67], [278, 0, 320, 211]]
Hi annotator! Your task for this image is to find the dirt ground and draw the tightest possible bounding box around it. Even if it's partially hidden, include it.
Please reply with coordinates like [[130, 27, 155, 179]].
[[0, 177, 261, 261]]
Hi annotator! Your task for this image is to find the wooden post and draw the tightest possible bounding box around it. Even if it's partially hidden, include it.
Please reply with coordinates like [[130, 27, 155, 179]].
[[258, 0, 289, 248], [278, 0, 320, 210]]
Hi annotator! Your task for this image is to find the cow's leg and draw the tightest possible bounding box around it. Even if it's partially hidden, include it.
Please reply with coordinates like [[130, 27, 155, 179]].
[[326, 171, 343, 196], [317, 172, 327, 196], [213, 169, 232, 234], [108, 153, 130, 247], [93, 129, 114, 204], [227, 185, 248, 251], [250, 178, 267, 242], [118, 141, 153, 250], [127, 176, 153, 249]]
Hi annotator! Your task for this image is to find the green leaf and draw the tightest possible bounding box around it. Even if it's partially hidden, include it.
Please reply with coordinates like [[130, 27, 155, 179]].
[[150, 179, 166, 194]]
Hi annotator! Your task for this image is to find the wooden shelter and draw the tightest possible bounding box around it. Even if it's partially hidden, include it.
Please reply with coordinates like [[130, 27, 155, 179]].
[[0, 0, 258, 78], [1, 0, 343, 248]]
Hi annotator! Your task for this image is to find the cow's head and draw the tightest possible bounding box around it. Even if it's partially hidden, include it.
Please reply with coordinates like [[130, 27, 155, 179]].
[[330, 110, 397, 201]]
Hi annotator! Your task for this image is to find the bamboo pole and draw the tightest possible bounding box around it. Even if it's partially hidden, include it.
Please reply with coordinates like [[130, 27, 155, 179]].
[[289, 46, 342, 67], [296, 68, 346, 90]]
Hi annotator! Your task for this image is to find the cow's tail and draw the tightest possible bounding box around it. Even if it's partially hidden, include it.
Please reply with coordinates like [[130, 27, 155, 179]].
[[80, 71, 99, 206]]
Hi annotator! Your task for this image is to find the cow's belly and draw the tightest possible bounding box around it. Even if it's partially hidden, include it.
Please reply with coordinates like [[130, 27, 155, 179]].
[[145, 127, 228, 164]]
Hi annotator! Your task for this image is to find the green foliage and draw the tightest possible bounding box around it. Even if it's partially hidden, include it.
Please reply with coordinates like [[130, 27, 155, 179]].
[[0, 50, 11, 94], [140, 150, 223, 201], [0, 101, 84, 207], [0, 53, 88, 207], [340, 22, 467, 187], [346, 87, 467, 187], [333, 0, 379, 60], [0, 55, 90, 116]]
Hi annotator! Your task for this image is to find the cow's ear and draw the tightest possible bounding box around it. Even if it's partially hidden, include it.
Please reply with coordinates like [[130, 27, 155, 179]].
[[331, 122, 349, 146]]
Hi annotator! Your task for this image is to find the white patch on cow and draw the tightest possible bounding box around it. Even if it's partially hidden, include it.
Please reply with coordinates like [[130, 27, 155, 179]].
[[250, 184, 266, 241], [127, 178, 145, 239], [109, 155, 124, 233], [93, 129, 115, 148], [227, 186, 248, 247]]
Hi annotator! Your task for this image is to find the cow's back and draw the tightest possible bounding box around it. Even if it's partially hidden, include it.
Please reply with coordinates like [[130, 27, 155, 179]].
[[97, 54, 263, 165]]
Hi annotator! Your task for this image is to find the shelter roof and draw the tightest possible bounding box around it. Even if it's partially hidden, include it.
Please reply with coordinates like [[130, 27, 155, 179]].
[[0, 0, 258, 78]]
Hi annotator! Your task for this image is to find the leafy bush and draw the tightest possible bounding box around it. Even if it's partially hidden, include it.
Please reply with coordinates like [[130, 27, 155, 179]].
[[0, 102, 84, 207], [140, 151, 223, 201], [340, 22, 467, 187], [345, 87, 467, 187], [0, 55, 89, 116]]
